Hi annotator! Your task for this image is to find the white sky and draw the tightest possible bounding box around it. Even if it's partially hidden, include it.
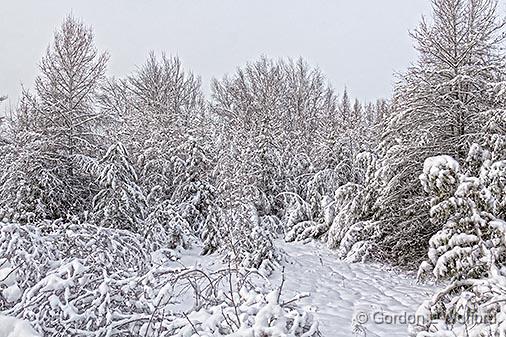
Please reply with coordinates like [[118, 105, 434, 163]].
[[1, 0, 434, 105]]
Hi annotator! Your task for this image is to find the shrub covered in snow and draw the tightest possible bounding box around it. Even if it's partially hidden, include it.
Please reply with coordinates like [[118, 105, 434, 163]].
[[0, 222, 151, 309], [418, 147, 505, 281], [157, 268, 319, 337], [0, 221, 316, 337], [144, 200, 194, 251], [283, 193, 319, 243], [284, 151, 380, 260], [203, 203, 283, 276]]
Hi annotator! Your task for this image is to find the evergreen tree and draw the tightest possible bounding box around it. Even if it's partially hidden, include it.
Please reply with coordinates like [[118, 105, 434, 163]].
[[93, 143, 146, 232], [102, 53, 207, 202]]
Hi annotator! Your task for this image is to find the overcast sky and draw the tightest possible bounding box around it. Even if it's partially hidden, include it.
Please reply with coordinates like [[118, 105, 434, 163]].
[[0, 0, 433, 105]]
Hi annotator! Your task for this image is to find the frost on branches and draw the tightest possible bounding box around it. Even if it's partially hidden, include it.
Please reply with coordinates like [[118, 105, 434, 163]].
[[414, 142, 506, 336]]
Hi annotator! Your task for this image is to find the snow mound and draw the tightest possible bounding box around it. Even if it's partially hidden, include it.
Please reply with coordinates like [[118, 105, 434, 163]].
[[0, 316, 39, 337]]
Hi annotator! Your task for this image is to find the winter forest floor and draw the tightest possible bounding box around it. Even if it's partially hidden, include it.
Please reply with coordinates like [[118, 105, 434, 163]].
[[176, 239, 435, 337], [274, 240, 435, 336]]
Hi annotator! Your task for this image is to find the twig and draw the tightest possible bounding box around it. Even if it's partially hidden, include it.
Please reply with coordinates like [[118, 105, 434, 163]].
[[227, 260, 241, 328], [277, 266, 285, 304], [0, 263, 22, 283], [183, 312, 201, 336], [281, 294, 310, 307], [221, 306, 235, 330]]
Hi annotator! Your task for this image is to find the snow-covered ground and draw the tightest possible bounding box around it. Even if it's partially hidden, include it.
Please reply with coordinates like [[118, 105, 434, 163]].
[[1, 239, 434, 337], [175, 239, 435, 337], [272, 240, 434, 337]]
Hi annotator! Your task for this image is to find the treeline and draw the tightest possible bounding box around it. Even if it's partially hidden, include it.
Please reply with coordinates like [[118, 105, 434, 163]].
[[1, 0, 506, 271], [0, 15, 387, 266]]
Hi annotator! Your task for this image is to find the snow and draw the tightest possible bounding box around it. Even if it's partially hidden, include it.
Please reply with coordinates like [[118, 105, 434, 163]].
[[153, 239, 435, 336], [2, 285, 21, 303], [0, 316, 39, 337], [0, 235, 434, 337], [272, 240, 434, 337], [0, 260, 21, 303], [422, 155, 459, 176], [420, 155, 460, 193]]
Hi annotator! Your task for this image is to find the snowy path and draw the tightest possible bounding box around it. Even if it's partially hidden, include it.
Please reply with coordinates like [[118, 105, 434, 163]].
[[273, 240, 434, 337]]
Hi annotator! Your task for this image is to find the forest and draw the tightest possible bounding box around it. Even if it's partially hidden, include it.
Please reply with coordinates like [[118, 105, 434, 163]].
[[1, 0, 506, 336]]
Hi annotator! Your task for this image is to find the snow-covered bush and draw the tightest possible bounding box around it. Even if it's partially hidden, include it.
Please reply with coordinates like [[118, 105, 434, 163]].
[[336, 221, 378, 263], [418, 148, 505, 281], [144, 200, 194, 251], [141, 138, 216, 233], [283, 157, 369, 244], [200, 204, 222, 256], [0, 221, 316, 337], [0, 221, 166, 335], [208, 204, 282, 276], [283, 193, 318, 242], [0, 223, 62, 307], [327, 183, 365, 248], [165, 281, 319, 337], [170, 142, 216, 230], [0, 222, 151, 310], [411, 270, 506, 337], [283, 151, 381, 263], [326, 152, 380, 262]]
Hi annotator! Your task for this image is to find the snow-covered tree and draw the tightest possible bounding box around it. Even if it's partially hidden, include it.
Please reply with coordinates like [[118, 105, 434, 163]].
[[32, 15, 108, 153], [283, 88, 383, 246], [371, 0, 506, 265], [100, 53, 214, 231], [414, 139, 506, 336], [0, 16, 108, 221], [413, 87, 506, 335], [211, 58, 350, 218], [92, 143, 146, 232], [0, 96, 85, 222]]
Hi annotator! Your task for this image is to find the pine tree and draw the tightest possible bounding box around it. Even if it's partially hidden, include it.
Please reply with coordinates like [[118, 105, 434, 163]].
[[92, 143, 146, 232], [414, 140, 506, 336]]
